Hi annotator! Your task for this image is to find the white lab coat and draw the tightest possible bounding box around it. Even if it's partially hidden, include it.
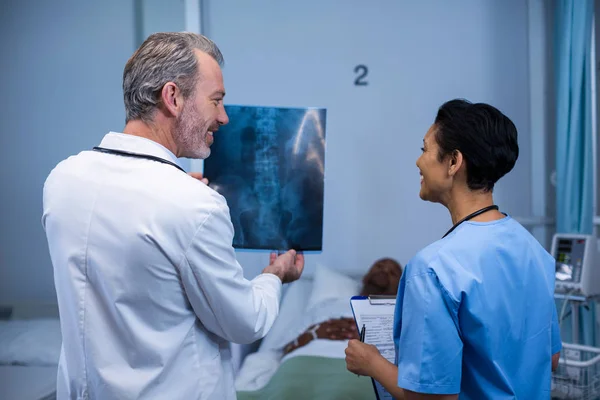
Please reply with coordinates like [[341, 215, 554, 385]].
[[42, 132, 282, 400]]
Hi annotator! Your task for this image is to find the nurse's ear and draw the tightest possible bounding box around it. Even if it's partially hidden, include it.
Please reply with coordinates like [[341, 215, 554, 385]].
[[447, 149, 464, 178]]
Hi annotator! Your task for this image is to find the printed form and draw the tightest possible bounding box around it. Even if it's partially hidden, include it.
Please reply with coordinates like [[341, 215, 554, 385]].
[[350, 296, 396, 400]]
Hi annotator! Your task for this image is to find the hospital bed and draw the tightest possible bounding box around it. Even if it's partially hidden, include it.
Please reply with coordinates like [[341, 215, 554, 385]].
[[0, 305, 61, 400], [0, 271, 372, 400], [235, 267, 376, 400]]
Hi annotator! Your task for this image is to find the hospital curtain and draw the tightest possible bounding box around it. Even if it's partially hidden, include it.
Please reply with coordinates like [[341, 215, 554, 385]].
[[554, 0, 595, 346]]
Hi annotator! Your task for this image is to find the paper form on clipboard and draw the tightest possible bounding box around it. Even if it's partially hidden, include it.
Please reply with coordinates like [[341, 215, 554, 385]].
[[350, 295, 396, 400]]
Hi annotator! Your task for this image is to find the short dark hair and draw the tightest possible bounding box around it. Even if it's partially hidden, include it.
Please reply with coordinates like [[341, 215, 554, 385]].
[[371, 257, 403, 274], [434, 99, 519, 192]]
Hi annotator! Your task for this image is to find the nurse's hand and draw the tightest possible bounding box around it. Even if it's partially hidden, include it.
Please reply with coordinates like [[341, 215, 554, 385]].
[[188, 172, 208, 185], [345, 339, 382, 377], [263, 250, 304, 283]]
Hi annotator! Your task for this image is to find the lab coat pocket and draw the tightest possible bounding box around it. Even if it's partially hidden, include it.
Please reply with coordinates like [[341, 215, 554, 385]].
[[192, 327, 223, 394]]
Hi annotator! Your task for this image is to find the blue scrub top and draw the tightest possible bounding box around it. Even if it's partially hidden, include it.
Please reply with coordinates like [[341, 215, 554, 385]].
[[393, 216, 561, 399]]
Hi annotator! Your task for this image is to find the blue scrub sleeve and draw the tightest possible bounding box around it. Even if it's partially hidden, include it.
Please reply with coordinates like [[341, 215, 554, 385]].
[[396, 271, 462, 395], [551, 304, 562, 354]]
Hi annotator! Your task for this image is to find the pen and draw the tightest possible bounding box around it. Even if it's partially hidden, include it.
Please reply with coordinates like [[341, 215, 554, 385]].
[[356, 324, 366, 377]]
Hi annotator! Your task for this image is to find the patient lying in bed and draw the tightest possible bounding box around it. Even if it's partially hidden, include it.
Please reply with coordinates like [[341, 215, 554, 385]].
[[281, 258, 402, 355], [235, 258, 402, 400]]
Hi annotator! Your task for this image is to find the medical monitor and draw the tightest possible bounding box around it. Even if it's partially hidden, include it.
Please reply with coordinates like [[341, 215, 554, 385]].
[[551, 233, 600, 297]]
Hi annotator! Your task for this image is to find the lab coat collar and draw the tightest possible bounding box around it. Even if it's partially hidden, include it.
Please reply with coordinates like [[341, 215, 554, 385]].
[[99, 132, 184, 171]]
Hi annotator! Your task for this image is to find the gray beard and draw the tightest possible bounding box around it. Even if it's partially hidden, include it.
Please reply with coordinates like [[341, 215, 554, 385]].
[[174, 108, 210, 159]]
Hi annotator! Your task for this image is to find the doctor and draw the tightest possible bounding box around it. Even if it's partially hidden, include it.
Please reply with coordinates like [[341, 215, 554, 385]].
[[42, 32, 304, 400], [345, 99, 561, 399]]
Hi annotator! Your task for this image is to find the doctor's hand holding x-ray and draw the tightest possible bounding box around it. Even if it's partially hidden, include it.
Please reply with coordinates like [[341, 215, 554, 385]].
[[42, 32, 304, 400], [345, 99, 561, 400], [264, 250, 304, 282]]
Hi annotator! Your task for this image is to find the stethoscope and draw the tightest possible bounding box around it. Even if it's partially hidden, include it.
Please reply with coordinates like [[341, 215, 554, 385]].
[[442, 205, 500, 238], [92, 147, 186, 174]]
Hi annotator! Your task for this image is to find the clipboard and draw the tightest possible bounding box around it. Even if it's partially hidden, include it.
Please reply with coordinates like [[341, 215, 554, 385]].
[[350, 295, 396, 400]]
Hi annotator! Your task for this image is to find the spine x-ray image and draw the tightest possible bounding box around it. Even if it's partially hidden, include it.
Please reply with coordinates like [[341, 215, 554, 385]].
[[203, 105, 326, 251]]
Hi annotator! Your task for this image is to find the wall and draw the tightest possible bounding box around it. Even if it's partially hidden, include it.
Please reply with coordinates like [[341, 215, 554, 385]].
[[0, 0, 136, 303], [203, 0, 534, 279], [0, 0, 541, 303]]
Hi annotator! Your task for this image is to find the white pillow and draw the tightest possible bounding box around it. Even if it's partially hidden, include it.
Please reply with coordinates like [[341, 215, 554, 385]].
[[306, 265, 361, 311], [0, 319, 62, 366]]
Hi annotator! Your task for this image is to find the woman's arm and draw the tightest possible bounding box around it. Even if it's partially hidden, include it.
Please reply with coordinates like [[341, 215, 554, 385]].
[[345, 341, 459, 400], [403, 391, 458, 400], [369, 354, 406, 399], [345, 340, 405, 400], [552, 351, 560, 372]]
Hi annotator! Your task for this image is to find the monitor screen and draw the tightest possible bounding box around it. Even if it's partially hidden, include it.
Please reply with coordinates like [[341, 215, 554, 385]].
[[555, 237, 586, 283]]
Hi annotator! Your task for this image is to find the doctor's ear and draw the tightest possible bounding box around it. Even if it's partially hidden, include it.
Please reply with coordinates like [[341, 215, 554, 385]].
[[160, 82, 184, 118], [448, 150, 464, 177]]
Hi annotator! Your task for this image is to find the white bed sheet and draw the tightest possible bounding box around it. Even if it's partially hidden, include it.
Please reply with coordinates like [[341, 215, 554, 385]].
[[258, 278, 315, 352], [0, 318, 61, 399], [235, 278, 313, 391], [235, 276, 358, 392], [0, 319, 61, 366], [0, 365, 57, 400]]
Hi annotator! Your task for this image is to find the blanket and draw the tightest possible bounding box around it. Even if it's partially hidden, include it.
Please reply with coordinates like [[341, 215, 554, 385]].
[[237, 355, 376, 400]]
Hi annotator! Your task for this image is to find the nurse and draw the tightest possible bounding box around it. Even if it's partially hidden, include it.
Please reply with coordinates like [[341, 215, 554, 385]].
[[345, 99, 561, 399]]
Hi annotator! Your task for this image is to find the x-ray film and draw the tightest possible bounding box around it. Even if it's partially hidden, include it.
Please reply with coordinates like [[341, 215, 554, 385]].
[[203, 105, 326, 251]]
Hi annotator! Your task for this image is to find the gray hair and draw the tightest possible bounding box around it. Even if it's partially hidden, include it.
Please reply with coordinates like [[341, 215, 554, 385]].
[[123, 32, 224, 123]]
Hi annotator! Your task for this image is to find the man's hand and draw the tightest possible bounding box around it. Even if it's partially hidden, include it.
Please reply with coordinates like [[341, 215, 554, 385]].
[[188, 172, 208, 185], [283, 318, 359, 355], [345, 339, 383, 377], [316, 318, 359, 340], [262, 250, 304, 284]]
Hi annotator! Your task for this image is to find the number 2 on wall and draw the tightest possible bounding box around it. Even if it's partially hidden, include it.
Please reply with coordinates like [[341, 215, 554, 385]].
[[354, 65, 368, 86]]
